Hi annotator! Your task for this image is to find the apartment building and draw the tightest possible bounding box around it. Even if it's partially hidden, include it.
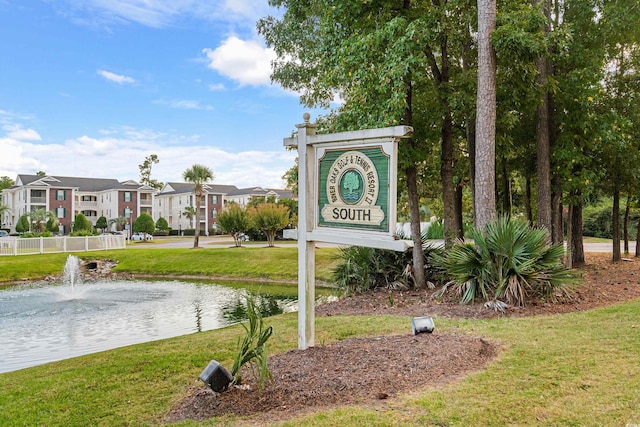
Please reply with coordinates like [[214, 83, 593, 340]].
[[154, 182, 238, 234], [225, 187, 296, 207], [0, 174, 155, 234]]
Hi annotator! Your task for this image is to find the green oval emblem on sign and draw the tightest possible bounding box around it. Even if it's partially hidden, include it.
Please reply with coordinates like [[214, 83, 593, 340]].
[[339, 170, 364, 205]]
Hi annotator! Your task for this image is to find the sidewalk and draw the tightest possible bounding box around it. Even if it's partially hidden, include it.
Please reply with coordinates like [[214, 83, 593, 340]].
[[145, 236, 636, 253]]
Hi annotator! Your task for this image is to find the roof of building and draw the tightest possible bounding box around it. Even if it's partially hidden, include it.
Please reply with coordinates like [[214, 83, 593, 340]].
[[13, 174, 151, 192], [158, 182, 238, 196], [227, 186, 295, 199]]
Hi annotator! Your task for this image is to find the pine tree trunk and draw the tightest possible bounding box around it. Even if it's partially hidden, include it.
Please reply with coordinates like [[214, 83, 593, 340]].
[[565, 202, 573, 269], [463, 40, 476, 222], [406, 165, 426, 288], [525, 175, 533, 225], [442, 111, 456, 247], [455, 181, 464, 239], [612, 189, 621, 262], [623, 196, 630, 255], [551, 174, 563, 245], [474, 0, 497, 230], [635, 216, 640, 257], [401, 78, 426, 288], [500, 156, 511, 215], [533, 0, 552, 239], [570, 201, 585, 267]]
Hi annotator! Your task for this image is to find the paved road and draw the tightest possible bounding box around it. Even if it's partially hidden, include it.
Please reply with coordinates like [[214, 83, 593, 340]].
[[142, 236, 635, 253]]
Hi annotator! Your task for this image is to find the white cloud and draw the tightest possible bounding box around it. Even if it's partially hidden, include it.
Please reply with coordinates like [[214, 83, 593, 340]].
[[0, 124, 294, 189], [202, 36, 276, 86], [3, 124, 42, 141], [208, 83, 226, 91], [152, 99, 214, 110], [58, 0, 273, 29], [97, 69, 135, 84]]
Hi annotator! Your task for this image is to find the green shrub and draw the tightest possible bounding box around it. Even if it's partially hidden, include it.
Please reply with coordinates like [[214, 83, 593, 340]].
[[155, 217, 169, 231], [73, 213, 93, 233], [333, 244, 442, 294], [133, 213, 155, 235], [424, 219, 474, 239], [432, 216, 578, 306], [582, 199, 639, 239], [425, 220, 444, 239]]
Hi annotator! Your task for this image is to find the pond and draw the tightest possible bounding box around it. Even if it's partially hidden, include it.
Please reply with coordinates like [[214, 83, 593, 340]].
[[0, 272, 335, 373]]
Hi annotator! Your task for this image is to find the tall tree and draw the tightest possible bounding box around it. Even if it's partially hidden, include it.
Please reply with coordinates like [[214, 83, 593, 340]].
[[0, 176, 14, 191], [182, 164, 214, 248], [532, 0, 553, 238], [259, 0, 477, 284], [138, 154, 163, 191], [475, 0, 498, 229]]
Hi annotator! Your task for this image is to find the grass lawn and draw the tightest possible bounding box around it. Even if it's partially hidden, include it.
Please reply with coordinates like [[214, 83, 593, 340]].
[[1, 248, 639, 426], [0, 246, 339, 284], [1, 301, 638, 426]]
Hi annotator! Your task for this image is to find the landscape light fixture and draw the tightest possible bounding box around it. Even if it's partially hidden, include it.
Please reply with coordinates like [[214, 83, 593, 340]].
[[199, 360, 233, 392], [411, 316, 435, 335]]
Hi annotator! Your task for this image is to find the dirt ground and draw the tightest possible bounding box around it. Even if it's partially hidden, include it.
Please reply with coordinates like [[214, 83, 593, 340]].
[[164, 252, 640, 424]]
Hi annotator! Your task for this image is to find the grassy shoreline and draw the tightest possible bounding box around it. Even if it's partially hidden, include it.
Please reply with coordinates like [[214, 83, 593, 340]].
[[0, 246, 339, 285], [1, 248, 639, 426]]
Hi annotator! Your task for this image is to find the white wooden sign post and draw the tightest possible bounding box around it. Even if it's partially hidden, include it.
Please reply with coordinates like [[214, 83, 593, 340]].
[[284, 113, 414, 350]]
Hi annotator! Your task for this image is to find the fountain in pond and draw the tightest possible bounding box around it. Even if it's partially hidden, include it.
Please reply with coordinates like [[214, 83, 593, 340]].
[[0, 260, 309, 373], [59, 255, 83, 300]]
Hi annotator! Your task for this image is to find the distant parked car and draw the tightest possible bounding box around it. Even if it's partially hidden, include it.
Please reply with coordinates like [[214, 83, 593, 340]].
[[131, 232, 153, 241], [0, 230, 11, 249]]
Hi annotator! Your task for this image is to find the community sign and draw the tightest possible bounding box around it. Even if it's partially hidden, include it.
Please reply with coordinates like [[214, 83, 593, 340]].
[[317, 146, 390, 232]]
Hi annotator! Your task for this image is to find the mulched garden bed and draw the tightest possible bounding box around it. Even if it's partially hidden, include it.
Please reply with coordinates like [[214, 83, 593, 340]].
[[165, 252, 640, 424]]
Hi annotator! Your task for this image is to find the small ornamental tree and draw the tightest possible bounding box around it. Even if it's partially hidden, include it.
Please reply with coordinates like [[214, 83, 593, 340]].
[[133, 212, 155, 236], [15, 214, 30, 233], [217, 204, 250, 247], [95, 216, 108, 233], [155, 216, 169, 231], [72, 213, 93, 234], [249, 203, 290, 247]]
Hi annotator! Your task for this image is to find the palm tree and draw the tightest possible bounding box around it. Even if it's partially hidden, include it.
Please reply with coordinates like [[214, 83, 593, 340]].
[[0, 203, 10, 227], [28, 208, 55, 234], [182, 164, 214, 248], [109, 216, 128, 232], [182, 206, 196, 228]]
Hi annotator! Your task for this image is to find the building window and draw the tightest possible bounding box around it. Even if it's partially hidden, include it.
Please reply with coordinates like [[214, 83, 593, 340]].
[[55, 190, 66, 201], [211, 209, 217, 219], [123, 192, 132, 202], [56, 207, 65, 218], [211, 195, 218, 204]]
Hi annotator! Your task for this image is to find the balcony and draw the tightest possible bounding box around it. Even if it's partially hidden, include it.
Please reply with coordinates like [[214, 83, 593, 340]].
[[139, 197, 153, 206], [78, 200, 98, 208], [29, 197, 47, 205]]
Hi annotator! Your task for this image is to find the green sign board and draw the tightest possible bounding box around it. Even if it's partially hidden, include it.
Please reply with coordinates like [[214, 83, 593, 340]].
[[317, 146, 390, 232]]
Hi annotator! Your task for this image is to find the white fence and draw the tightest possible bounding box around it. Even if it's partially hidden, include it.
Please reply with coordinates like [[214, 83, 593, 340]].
[[0, 235, 127, 256]]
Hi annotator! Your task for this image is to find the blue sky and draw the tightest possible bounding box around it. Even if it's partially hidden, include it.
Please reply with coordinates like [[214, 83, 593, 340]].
[[0, 0, 323, 188]]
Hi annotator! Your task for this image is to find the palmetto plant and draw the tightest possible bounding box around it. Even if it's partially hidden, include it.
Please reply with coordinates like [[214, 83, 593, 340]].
[[333, 240, 442, 294], [433, 216, 578, 306], [230, 295, 273, 390]]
